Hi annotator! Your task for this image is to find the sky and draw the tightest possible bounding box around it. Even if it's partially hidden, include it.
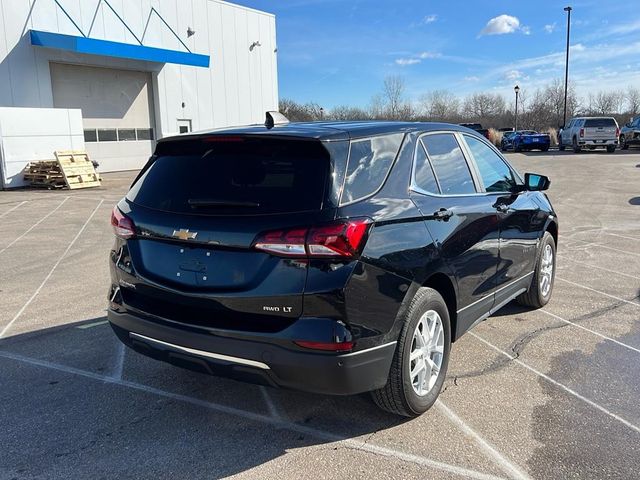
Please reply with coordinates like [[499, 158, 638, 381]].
[[231, 0, 640, 109]]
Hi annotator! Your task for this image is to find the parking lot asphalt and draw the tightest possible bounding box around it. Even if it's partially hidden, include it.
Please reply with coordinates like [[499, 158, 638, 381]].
[[1, 150, 639, 480]]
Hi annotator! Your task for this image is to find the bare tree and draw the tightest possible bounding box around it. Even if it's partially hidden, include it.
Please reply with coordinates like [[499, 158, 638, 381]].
[[382, 76, 406, 119], [279, 99, 323, 121], [420, 90, 460, 122], [329, 105, 371, 121], [462, 93, 506, 124], [625, 86, 640, 116], [588, 91, 622, 115]]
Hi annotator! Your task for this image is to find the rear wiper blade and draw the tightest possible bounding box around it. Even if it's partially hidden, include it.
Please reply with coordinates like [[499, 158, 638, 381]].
[[187, 198, 260, 208]]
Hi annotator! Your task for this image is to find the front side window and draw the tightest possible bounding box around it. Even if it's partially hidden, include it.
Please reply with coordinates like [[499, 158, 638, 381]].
[[421, 133, 476, 195], [341, 133, 404, 204], [465, 136, 516, 193]]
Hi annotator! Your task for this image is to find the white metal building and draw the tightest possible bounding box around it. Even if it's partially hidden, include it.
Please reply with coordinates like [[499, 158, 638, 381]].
[[0, 0, 278, 187]]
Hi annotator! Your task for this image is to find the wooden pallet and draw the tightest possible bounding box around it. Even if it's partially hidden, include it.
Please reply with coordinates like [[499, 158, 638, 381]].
[[24, 151, 101, 190]]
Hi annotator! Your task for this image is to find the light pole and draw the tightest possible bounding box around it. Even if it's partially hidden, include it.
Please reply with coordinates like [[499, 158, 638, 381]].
[[319, 107, 324, 120], [562, 6, 572, 128], [514, 85, 520, 131]]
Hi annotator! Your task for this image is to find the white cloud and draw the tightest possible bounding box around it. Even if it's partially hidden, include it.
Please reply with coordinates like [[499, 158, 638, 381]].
[[419, 51, 441, 59], [504, 69, 530, 82], [464, 76, 480, 82], [571, 43, 586, 52], [395, 58, 421, 66], [423, 14, 437, 24], [544, 22, 557, 34], [480, 14, 529, 36]]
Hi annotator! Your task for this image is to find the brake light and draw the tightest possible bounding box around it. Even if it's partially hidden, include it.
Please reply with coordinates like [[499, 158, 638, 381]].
[[254, 218, 372, 258], [616, 127, 620, 137], [202, 136, 244, 143], [579, 128, 584, 138], [294, 340, 355, 352], [111, 206, 135, 239]]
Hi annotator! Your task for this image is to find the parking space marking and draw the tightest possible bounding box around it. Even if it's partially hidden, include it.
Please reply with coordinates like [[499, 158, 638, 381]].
[[259, 386, 283, 420], [556, 277, 640, 308], [111, 342, 126, 380], [538, 309, 640, 355], [76, 320, 109, 329], [569, 239, 640, 258], [0, 349, 507, 480], [603, 232, 640, 241], [0, 201, 28, 218], [558, 257, 640, 281], [469, 332, 640, 436], [0, 197, 70, 255], [0, 200, 104, 339], [436, 401, 533, 480]]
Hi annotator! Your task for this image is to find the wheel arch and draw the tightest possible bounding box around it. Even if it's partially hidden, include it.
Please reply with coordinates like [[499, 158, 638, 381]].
[[422, 272, 458, 342]]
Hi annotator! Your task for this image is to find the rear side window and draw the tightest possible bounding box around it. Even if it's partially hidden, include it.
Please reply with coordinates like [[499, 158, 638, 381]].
[[127, 138, 329, 215], [413, 141, 440, 194], [422, 133, 476, 195], [584, 118, 617, 127], [341, 133, 404, 204]]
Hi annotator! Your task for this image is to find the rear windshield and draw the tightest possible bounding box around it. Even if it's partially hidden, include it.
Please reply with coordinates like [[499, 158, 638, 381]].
[[584, 118, 617, 127], [127, 137, 329, 215]]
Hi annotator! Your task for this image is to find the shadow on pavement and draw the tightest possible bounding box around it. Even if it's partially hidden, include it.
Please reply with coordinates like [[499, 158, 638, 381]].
[[0, 317, 408, 479]]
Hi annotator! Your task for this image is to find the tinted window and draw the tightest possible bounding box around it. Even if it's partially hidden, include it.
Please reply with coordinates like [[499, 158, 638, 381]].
[[128, 138, 329, 215], [341, 133, 403, 204], [98, 129, 117, 142], [584, 118, 617, 127], [422, 134, 475, 195], [465, 136, 516, 193], [413, 141, 439, 194], [84, 129, 97, 142], [118, 128, 136, 141]]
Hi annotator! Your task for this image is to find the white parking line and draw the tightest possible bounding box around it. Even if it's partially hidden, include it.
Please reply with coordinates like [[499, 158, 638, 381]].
[[469, 332, 640, 436], [259, 386, 283, 420], [0, 197, 70, 255], [0, 349, 507, 480], [569, 239, 640, 258], [436, 401, 533, 480], [0, 201, 28, 218], [556, 277, 640, 308], [558, 257, 640, 281], [112, 342, 126, 380], [76, 320, 109, 329], [0, 200, 104, 339], [604, 232, 640, 241], [538, 309, 640, 355]]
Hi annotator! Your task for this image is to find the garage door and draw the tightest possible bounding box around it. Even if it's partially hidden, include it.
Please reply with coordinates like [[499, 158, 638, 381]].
[[50, 63, 155, 172]]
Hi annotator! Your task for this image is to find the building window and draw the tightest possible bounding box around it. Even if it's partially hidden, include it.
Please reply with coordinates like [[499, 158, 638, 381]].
[[118, 129, 137, 141], [84, 129, 98, 142], [97, 129, 118, 142], [136, 128, 154, 140]]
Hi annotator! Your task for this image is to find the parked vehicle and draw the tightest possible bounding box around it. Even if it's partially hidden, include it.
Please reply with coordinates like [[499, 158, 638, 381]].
[[108, 117, 558, 417], [511, 130, 551, 152], [459, 123, 490, 139], [500, 131, 518, 151], [559, 117, 619, 153], [619, 116, 640, 150]]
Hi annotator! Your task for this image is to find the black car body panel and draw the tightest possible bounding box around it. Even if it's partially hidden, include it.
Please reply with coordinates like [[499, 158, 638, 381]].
[[108, 120, 557, 395]]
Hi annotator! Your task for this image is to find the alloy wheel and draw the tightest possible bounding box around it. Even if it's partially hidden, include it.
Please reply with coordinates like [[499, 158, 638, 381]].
[[409, 310, 445, 396], [539, 244, 554, 297]]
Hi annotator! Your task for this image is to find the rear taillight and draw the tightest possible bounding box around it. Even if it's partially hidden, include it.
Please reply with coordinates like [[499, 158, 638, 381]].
[[616, 127, 620, 137], [111, 206, 135, 239], [254, 218, 372, 258], [294, 340, 355, 352], [579, 128, 584, 138]]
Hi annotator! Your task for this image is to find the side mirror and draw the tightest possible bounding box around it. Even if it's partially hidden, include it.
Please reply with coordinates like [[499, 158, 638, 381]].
[[525, 173, 550, 191]]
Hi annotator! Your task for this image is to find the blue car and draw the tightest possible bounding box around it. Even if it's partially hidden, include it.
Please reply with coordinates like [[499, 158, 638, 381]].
[[511, 130, 551, 152]]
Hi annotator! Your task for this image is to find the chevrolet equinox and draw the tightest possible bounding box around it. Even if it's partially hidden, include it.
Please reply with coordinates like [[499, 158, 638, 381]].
[[108, 117, 557, 417]]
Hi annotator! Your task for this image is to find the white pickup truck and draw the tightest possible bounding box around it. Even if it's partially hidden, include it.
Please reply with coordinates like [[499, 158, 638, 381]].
[[559, 117, 619, 153]]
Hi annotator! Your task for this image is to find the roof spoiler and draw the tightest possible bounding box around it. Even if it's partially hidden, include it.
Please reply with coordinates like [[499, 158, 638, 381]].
[[265, 111, 290, 129]]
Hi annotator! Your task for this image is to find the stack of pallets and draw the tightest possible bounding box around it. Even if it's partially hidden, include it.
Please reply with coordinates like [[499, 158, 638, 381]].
[[24, 151, 101, 189]]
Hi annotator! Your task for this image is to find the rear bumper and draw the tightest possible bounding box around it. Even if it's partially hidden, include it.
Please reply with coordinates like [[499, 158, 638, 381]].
[[107, 309, 396, 396], [578, 139, 617, 146]]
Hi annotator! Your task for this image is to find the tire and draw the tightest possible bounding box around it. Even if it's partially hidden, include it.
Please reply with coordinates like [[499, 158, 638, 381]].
[[514, 143, 521, 152], [606, 145, 616, 153], [541, 146, 549, 152], [572, 136, 581, 153], [517, 232, 556, 308], [371, 288, 451, 417], [620, 135, 628, 150]]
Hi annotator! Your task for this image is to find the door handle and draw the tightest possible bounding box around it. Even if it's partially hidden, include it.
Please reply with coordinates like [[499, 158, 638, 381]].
[[495, 203, 509, 213], [433, 208, 453, 220]]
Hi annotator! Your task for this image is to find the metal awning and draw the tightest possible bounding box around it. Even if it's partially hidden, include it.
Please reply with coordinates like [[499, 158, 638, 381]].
[[30, 30, 210, 68]]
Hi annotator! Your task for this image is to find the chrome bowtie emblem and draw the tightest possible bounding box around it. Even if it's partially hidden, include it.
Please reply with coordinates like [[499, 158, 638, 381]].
[[172, 228, 197, 240]]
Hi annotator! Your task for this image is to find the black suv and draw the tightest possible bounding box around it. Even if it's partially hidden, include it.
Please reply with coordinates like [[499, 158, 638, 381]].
[[108, 119, 557, 417]]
